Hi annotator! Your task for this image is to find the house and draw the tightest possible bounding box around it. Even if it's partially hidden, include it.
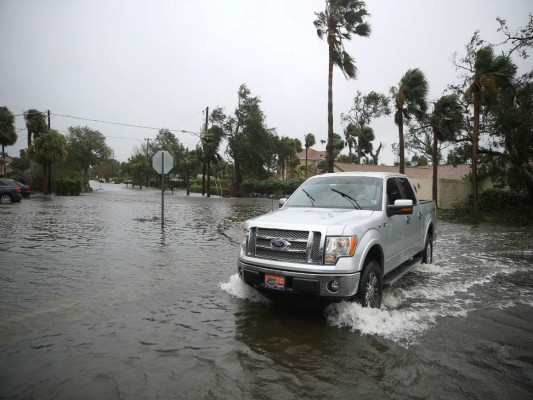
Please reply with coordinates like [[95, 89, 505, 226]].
[[297, 148, 326, 176], [296, 148, 493, 209], [332, 162, 492, 209], [1, 155, 13, 175]]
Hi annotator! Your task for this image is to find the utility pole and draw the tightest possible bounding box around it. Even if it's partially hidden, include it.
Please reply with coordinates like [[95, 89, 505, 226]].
[[202, 106, 209, 196], [145, 138, 150, 188], [47, 110, 52, 195]]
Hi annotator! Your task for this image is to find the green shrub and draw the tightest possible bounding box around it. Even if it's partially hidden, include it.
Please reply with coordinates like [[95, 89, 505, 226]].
[[478, 189, 528, 212], [55, 178, 82, 196], [242, 178, 304, 196]]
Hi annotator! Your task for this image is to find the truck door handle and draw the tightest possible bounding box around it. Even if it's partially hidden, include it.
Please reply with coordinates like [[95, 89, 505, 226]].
[[418, 211, 422, 220]]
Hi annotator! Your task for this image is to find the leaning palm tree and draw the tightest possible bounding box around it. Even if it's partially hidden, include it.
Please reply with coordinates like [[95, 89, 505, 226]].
[[429, 95, 463, 204], [390, 68, 429, 173], [314, 0, 370, 173], [464, 46, 516, 213], [304, 133, 316, 178], [28, 129, 67, 195], [0, 107, 17, 175]]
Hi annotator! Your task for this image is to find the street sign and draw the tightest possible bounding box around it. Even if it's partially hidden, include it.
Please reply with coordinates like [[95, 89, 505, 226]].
[[152, 150, 174, 230], [152, 150, 173, 174]]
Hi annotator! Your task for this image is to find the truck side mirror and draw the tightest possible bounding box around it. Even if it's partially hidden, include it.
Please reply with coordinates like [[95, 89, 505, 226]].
[[278, 198, 287, 208], [387, 199, 414, 217]]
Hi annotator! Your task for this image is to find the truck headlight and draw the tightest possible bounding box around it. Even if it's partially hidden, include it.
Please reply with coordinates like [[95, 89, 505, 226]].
[[324, 236, 357, 265], [241, 228, 250, 254]]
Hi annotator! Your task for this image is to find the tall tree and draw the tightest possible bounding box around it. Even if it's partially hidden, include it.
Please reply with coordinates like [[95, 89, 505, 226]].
[[276, 136, 302, 179], [25, 109, 48, 147], [342, 90, 390, 164], [304, 133, 316, 178], [314, 0, 370, 173], [485, 71, 533, 199], [0, 107, 17, 175], [28, 129, 67, 194], [390, 68, 429, 173], [201, 125, 224, 197], [343, 123, 357, 163], [67, 126, 112, 175], [429, 95, 463, 203], [463, 45, 516, 213], [226, 84, 277, 194], [496, 13, 533, 59]]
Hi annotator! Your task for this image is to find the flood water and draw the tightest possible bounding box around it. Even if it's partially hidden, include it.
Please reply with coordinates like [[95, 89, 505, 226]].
[[1, 182, 532, 399]]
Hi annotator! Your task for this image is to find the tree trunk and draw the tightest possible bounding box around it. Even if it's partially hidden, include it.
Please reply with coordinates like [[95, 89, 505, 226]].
[[472, 92, 480, 214], [432, 126, 438, 206], [207, 161, 211, 198], [398, 112, 405, 174], [186, 168, 190, 196], [42, 163, 49, 195], [327, 36, 334, 174], [305, 147, 308, 179], [1, 144, 4, 175], [201, 161, 206, 196], [234, 158, 242, 195], [48, 163, 52, 195]]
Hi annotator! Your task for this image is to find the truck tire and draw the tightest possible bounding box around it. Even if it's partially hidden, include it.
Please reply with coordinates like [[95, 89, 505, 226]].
[[422, 235, 433, 264], [355, 259, 382, 308]]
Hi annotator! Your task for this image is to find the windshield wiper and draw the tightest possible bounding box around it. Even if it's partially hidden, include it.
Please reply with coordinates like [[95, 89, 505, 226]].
[[330, 188, 362, 210], [301, 188, 315, 207]]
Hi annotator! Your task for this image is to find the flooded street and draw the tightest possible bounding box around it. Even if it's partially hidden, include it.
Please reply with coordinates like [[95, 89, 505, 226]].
[[1, 182, 532, 399]]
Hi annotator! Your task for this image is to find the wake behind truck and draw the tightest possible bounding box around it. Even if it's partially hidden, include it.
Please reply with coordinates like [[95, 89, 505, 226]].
[[237, 172, 436, 308]]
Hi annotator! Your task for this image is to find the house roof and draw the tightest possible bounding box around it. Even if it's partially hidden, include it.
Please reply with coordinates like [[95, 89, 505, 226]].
[[297, 148, 326, 161], [333, 163, 472, 181]]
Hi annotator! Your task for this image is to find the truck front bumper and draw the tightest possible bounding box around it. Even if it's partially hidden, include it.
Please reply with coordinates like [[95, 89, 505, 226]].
[[237, 259, 360, 299]]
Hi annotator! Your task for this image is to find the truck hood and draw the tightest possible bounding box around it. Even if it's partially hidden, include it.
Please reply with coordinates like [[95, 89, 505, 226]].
[[244, 207, 377, 235]]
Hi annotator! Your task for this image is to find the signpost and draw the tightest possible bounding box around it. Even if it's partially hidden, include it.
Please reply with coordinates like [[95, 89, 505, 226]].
[[152, 150, 174, 229]]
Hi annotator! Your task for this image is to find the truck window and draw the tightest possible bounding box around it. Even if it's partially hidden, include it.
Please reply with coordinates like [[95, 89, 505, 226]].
[[397, 177, 417, 203], [386, 179, 402, 205]]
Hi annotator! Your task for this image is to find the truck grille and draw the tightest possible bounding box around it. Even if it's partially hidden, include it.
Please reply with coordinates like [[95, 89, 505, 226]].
[[248, 228, 322, 264]]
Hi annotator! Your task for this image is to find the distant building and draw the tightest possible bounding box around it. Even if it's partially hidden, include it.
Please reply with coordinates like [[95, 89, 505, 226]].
[[296, 150, 493, 209], [297, 148, 326, 176], [1, 155, 13, 175]]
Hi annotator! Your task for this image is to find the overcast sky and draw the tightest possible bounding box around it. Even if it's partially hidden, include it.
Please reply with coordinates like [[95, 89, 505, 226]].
[[1, 0, 531, 165]]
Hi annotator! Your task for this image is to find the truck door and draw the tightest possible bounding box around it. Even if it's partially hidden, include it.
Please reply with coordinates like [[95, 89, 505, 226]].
[[396, 177, 421, 255], [384, 178, 409, 272]]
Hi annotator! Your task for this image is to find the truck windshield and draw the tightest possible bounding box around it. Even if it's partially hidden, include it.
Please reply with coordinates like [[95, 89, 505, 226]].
[[285, 176, 383, 211]]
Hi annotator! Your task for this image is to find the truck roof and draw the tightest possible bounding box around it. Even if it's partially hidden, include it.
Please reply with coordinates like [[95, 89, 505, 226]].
[[309, 171, 407, 179]]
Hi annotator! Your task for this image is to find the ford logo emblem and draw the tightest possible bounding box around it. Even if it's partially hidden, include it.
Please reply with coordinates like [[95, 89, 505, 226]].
[[271, 239, 290, 249]]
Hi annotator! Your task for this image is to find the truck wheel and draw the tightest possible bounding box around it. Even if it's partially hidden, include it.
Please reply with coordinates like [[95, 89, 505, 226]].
[[422, 236, 433, 264], [356, 259, 382, 308]]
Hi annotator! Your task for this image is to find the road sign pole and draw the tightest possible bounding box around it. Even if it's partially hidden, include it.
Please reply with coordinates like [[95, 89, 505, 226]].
[[161, 152, 165, 230]]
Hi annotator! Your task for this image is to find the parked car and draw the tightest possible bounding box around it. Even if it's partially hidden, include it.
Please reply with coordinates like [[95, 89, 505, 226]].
[[0, 178, 23, 203], [12, 179, 31, 197]]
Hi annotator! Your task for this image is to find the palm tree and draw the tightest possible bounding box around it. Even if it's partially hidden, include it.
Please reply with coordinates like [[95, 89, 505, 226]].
[[429, 95, 463, 204], [28, 129, 67, 195], [464, 46, 516, 213], [390, 68, 429, 173], [0, 107, 17, 175], [24, 109, 48, 147], [304, 133, 316, 178], [201, 126, 224, 197], [314, 0, 370, 173], [355, 125, 375, 163], [342, 124, 357, 163]]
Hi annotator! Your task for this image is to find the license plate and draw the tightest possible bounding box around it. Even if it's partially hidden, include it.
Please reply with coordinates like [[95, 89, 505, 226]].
[[264, 274, 285, 291]]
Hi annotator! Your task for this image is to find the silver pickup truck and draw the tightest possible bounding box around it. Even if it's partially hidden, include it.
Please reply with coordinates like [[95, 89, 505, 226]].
[[237, 172, 436, 308]]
